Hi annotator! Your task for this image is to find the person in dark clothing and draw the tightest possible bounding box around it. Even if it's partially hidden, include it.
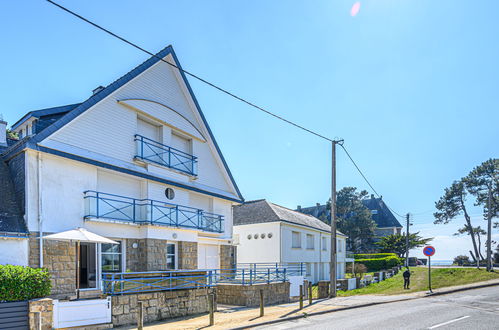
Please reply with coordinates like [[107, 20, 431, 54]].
[[403, 267, 411, 289]]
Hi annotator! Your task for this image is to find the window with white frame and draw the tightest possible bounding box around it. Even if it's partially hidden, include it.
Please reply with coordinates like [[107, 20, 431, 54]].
[[166, 243, 176, 269], [306, 234, 315, 250], [101, 242, 123, 272], [306, 263, 311, 276], [291, 231, 301, 248], [337, 239, 343, 252], [322, 237, 327, 251]]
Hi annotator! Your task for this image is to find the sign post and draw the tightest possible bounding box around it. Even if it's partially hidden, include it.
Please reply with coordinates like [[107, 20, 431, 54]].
[[423, 245, 435, 293]]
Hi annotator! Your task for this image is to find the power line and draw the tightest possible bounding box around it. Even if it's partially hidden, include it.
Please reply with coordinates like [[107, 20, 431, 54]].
[[46, 0, 407, 218], [46, 0, 333, 143]]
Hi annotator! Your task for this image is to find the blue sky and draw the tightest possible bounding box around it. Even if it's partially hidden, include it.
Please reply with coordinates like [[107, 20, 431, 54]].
[[1, 1, 498, 259]]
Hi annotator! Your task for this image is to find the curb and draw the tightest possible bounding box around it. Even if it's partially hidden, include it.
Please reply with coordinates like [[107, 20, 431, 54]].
[[231, 281, 499, 329]]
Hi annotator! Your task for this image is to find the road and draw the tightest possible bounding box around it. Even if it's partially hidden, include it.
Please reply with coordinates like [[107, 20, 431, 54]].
[[258, 286, 499, 330]]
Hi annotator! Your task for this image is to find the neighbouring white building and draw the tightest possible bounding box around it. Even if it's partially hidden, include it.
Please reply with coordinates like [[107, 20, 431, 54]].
[[233, 200, 354, 283], [0, 45, 243, 297]]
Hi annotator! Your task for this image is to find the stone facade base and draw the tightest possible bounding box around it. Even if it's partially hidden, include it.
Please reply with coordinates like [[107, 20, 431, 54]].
[[216, 282, 290, 307], [111, 288, 211, 326], [29, 298, 53, 330]]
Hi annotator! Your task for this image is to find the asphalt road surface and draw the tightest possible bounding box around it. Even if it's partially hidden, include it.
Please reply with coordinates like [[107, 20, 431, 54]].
[[259, 286, 499, 330]]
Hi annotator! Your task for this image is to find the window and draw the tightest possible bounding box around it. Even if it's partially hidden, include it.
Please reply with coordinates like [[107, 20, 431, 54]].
[[306, 234, 315, 250], [337, 240, 343, 252], [322, 237, 327, 251], [291, 231, 301, 248], [166, 243, 176, 269], [306, 263, 311, 276], [171, 132, 191, 154], [101, 242, 122, 272]]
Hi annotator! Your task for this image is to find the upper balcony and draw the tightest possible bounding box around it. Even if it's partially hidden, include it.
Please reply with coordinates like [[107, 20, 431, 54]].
[[134, 134, 198, 176], [84, 191, 224, 233]]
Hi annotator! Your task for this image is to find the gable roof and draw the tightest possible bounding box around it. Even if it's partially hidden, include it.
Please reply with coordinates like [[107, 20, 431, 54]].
[[10, 45, 243, 202], [297, 196, 403, 229], [234, 199, 346, 236], [11, 103, 81, 131]]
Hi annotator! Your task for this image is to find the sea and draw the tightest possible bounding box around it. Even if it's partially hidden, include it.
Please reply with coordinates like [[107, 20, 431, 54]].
[[430, 260, 453, 266]]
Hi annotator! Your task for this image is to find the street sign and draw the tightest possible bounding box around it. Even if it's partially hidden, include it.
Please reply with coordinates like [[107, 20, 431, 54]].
[[423, 245, 435, 257]]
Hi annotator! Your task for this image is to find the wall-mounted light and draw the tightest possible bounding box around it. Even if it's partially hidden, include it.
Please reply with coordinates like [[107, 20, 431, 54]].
[[132, 242, 138, 249]]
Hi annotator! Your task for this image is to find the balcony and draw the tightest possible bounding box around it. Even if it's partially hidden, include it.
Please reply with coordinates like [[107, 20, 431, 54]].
[[84, 191, 224, 233], [134, 134, 198, 176]]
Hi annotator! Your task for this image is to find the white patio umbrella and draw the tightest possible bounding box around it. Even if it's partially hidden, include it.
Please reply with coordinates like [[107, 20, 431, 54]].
[[43, 228, 118, 299]]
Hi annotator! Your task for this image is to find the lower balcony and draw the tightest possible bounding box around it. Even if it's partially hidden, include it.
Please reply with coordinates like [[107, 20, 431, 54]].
[[84, 191, 224, 233]]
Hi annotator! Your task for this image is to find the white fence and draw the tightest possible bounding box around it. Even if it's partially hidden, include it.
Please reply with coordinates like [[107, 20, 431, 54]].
[[53, 297, 111, 328]]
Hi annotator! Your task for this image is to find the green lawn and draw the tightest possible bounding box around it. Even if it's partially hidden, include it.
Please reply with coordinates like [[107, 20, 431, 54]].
[[338, 267, 499, 296]]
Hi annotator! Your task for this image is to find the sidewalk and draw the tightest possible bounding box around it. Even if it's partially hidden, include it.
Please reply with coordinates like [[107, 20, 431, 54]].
[[117, 279, 499, 330]]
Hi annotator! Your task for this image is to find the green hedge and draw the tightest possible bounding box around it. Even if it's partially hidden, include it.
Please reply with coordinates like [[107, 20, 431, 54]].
[[0, 265, 51, 302], [355, 256, 402, 272], [354, 253, 398, 260]]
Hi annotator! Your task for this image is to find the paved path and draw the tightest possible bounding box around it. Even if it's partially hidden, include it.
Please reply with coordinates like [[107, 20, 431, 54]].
[[259, 286, 499, 330]]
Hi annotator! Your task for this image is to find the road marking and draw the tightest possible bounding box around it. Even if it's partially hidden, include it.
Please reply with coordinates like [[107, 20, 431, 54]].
[[428, 316, 470, 329]]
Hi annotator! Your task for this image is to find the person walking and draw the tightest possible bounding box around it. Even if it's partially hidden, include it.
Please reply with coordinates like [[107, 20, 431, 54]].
[[403, 267, 411, 289]]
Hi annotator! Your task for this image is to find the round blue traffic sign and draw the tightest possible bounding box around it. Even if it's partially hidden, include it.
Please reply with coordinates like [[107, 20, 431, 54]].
[[423, 245, 435, 257]]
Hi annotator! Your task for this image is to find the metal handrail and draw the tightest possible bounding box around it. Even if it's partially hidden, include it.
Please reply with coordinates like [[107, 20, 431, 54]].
[[134, 134, 198, 176], [84, 190, 224, 233]]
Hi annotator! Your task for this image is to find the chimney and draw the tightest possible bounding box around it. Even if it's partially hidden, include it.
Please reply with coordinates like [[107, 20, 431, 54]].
[[0, 118, 7, 147], [297, 205, 302, 211], [371, 194, 375, 199], [316, 202, 321, 207], [92, 86, 105, 95]]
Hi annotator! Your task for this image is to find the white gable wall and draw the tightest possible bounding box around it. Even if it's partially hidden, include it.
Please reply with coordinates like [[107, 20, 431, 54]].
[[40, 55, 236, 196], [233, 222, 281, 264]]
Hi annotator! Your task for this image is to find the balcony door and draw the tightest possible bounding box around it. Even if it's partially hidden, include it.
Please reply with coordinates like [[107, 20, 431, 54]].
[[79, 242, 97, 289]]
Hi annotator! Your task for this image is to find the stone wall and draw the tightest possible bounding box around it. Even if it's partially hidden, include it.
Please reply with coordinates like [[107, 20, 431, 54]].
[[317, 281, 330, 299], [216, 282, 290, 307], [219, 245, 236, 270], [29, 233, 76, 297], [178, 241, 197, 269], [29, 298, 53, 330], [126, 239, 146, 271], [145, 239, 168, 270], [111, 288, 211, 326]]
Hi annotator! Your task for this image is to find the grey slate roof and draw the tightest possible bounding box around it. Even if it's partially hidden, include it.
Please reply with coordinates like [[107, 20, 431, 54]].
[[0, 160, 27, 235], [11, 103, 81, 131], [234, 199, 346, 236], [298, 196, 403, 229]]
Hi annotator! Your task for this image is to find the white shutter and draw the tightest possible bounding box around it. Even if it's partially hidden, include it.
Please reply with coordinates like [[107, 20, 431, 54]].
[[137, 118, 160, 142], [170, 132, 191, 153]]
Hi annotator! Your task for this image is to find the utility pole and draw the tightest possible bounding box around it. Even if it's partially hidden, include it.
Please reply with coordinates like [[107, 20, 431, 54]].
[[405, 213, 410, 267], [487, 187, 492, 272], [329, 139, 343, 298]]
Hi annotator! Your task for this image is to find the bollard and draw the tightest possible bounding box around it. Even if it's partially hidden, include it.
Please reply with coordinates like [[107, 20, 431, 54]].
[[259, 289, 264, 317], [299, 285, 303, 309], [308, 282, 313, 305], [208, 293, 214, 326], [137, 301, 144, 330]]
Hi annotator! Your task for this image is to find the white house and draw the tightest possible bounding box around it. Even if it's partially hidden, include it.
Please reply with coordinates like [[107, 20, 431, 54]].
[[233, 200, 353, 283], [0, 45, 243, 297]]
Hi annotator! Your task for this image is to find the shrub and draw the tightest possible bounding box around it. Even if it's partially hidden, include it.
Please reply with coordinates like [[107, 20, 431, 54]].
[[355, 256, 402, 272], [453, 255, 471, 266], [346, 263, 367, 278], [354, 253, 398, 260], [0, 265, 51, 302]]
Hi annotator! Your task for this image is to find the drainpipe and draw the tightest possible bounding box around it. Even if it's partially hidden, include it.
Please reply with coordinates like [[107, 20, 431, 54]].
[[38, 152, 43, 267]]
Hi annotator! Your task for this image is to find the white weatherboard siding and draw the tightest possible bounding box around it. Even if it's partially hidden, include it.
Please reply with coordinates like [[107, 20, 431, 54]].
[[41, 55, 236, 196], [233, 222, 281, 264], [0, 239, 28, 266]]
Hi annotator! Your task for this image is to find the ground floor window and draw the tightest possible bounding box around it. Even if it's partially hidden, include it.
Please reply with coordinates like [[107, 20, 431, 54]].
[[166, 243, 176, 269], [101, 241, 123, 272], [306, 263, 312, 276]]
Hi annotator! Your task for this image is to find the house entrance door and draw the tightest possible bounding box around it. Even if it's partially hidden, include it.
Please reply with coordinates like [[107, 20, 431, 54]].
[[79, 242, 97, 289]]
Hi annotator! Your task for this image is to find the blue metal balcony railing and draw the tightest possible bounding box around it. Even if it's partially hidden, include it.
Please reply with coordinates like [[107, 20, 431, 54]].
[[134, 134, 198, 176], [84, 191, 224, 233], [101, 267, 288, 295]]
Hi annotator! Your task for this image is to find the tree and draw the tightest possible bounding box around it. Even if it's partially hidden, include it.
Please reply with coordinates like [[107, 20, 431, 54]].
[[453, 255, 471, 266], [434, 159, 498, 263], [434, 181, 481, 262], [454, 226, 486, 260], [376, 232, 433, 257], [327, 187, 377, 253]]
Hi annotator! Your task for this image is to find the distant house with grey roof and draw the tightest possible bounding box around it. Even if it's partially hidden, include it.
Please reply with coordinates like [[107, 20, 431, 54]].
[[296, 195, 403, 240], [233, 199, 353, 283]]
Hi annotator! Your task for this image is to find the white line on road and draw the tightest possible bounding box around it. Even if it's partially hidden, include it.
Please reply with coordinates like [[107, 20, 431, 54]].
[[428, 316, 470, 329]]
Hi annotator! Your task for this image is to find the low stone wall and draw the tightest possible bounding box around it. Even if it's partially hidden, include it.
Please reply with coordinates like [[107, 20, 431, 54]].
[[29, 298, 53, 330], [216, 282, 290, 307], [111, 288, 211, 326]]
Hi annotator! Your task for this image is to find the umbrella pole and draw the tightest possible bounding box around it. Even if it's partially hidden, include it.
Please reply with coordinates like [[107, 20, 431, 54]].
[[76, 241, 80, 300]]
